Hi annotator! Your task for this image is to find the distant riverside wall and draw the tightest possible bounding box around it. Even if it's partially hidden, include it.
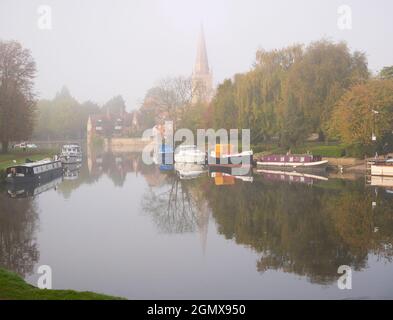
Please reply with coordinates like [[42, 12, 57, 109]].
[[103, 137, 152, 153]]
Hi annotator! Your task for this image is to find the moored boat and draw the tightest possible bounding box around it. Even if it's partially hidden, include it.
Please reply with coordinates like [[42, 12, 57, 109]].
[[154, 144, 174, 165], [256, 154, 328, 169], [174, 145, 206, 164], [59, 144, 83, 164], [369, 159, 393, 176], [6, 159, 63, 184], [207, 144, 254, 166]]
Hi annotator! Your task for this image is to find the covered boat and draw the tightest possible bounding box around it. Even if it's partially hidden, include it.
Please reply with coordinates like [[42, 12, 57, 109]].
[[59, 144, 83, 164], [256, 154, 328, 169], [6, 159, 63, 184]]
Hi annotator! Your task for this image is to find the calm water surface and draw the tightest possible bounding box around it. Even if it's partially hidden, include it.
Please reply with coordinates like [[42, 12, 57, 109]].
[[1, 149, 393, 299]]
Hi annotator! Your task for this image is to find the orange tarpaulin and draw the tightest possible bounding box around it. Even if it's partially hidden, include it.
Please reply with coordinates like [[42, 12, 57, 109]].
[[215, 144, 234, 157]]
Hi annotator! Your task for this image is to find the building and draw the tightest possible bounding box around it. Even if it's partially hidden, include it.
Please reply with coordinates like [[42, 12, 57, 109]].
[[87, 109, 140, 142], [192, 26, 214, 104]]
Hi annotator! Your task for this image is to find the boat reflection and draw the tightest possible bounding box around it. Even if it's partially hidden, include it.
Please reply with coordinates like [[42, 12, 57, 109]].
[[208, 165, 253, 186], [7, 175, 63, 199], [63, 163, 82, 181], [175, 163, 207, 180], [256, 169, 328, 185]]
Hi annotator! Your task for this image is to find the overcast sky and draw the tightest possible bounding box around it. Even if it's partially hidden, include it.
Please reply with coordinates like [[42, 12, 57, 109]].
[[1, 0, 392, 110]]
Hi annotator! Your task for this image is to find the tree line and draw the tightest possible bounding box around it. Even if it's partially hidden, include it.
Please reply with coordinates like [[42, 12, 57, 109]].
[[139, 39, 393, 155], [33, 89, 129, 141]]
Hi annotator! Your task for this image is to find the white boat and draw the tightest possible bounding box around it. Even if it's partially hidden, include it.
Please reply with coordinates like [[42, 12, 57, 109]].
[[59, 144, 83, 164], [174, 163, 206, 180], [370, 159, 393, 176], [174, 145, 206, 164]]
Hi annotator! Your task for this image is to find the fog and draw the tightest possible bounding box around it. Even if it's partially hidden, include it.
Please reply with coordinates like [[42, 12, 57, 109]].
[[1, 0, 392, 110]]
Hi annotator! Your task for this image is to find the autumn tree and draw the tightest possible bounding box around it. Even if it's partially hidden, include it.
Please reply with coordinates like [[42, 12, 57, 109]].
[[0, 40, 36, 153], [330, 79, 393, 147]]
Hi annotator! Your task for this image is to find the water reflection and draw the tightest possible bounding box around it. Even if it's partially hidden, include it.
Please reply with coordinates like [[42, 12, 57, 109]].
[[0, 192, 39, 277], [1, 148, 393, 297], [205, 176, 393, 284]]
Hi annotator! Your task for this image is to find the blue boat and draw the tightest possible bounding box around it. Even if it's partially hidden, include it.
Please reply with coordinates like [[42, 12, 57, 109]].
[[158, 144, 174, 165]]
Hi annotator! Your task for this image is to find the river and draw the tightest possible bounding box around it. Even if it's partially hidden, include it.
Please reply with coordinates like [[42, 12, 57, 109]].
[[1, 148, 393, 299]]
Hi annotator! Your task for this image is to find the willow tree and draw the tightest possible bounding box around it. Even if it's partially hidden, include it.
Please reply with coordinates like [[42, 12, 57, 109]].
[[0, 40, 36, 153], [286, 40, 369, 141]]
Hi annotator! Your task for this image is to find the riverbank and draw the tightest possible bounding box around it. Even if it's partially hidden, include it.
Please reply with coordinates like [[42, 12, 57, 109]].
[[0, 150, 57, 181], [0, 268, 123, 300]]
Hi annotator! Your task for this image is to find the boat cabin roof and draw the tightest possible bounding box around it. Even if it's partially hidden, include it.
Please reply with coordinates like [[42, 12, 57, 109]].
[[8, 159, 61, 168]]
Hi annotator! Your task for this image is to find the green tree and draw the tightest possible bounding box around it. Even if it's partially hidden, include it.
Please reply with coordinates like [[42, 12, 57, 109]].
[[0, 40, 36, 153], [380, 66, 393, 79], [102, 95, 126, 115], [33, 87, 100, 140]]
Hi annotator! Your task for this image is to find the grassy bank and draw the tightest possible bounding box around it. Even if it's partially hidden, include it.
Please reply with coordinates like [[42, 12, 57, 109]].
[[0, 268, 124, 300], [253, 142, 363, 158], [0, 149, 57, 181]]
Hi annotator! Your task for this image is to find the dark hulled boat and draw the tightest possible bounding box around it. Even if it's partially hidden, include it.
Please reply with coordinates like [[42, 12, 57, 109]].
[[5, 159, 63, 184]]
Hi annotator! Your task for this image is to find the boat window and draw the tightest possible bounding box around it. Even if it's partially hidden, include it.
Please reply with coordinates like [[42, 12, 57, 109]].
[[301, 157, 305, 162], [281, 157, 285, 161], [289, 157, 294, 162]]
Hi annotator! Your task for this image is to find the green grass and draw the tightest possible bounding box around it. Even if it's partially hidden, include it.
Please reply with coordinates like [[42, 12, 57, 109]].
[[254, 143, 348, 158], [0, 268, 124, 300]]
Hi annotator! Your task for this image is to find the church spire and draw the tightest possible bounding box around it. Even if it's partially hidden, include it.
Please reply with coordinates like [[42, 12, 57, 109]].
[[194, 25, 210, 75], [192, 25, 213, 104]]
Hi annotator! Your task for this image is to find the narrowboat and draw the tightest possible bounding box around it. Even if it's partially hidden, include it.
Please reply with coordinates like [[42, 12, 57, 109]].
[[256, 154, 328, 169], [6, 159, 63, 184], [174, 145, 206, 164], [207, 144, 254, 166], [59, 144, 83, 164]]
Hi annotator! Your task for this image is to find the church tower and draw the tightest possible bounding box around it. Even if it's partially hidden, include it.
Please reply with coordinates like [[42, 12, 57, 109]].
[[192, 26, 213, 104]]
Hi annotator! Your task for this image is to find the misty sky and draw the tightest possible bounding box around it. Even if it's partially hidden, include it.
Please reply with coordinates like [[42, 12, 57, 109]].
[[1, 0, 392, 110]]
